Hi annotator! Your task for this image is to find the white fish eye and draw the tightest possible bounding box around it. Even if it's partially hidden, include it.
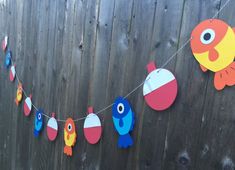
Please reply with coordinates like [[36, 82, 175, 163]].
[[117, 103, 124, 114], [68, 123, 72, 131], [38, 113, 41, 120], [200, 29, 215, 45]]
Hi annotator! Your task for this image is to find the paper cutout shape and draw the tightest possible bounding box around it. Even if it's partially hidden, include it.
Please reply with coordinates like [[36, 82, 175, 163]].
[[47, 112, 58, 141], [15, 83, 23, 106], [5, 50, 11, 68], [64, 118, 76, 156], [9, 65, 16, 82], [191, 19, 235, 90], [34, 109, 44, 137], [2, 36, 8, 51], [112, 97, 135, 148], [143, 61, 178, 111], [23, 95, 32, 116], [83, 107, 102, 144]]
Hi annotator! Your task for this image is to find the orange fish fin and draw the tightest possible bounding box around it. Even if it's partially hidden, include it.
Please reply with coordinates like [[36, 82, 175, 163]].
[[64, 145, 72, 156], [200, 64, 208, 72], [214, 72, 225, 90], [214, 62, 235, 90]]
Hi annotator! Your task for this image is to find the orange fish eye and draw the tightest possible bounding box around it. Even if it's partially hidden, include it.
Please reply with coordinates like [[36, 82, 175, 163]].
[[67, 123, 72, 131], [200, 28, 215, 45]]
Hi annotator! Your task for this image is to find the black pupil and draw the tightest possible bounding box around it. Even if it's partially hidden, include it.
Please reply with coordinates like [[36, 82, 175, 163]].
[[203, 33, 211, 41], [68, 125, 71, 130], [119, 106, 123, 112]]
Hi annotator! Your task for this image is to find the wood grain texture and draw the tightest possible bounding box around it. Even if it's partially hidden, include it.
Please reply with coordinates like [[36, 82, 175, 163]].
[[1, 0, 235, 170]]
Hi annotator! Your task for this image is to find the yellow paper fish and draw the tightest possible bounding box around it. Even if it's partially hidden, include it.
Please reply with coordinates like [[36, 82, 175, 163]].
[[190, 19, 235, 90], [15, 83, 23, 106], [64, 118, 76, 156]]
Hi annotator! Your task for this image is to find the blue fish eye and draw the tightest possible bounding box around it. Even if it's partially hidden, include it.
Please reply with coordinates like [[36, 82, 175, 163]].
[[38, 113, 41, 120], [117, 103, 124, 114]]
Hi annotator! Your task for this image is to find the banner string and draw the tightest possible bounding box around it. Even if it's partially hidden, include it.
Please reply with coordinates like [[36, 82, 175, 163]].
[[8, 0, 231, 122]]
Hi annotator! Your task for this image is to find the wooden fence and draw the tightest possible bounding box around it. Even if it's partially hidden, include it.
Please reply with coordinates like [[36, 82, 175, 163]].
[[0, 0, 235, 169]]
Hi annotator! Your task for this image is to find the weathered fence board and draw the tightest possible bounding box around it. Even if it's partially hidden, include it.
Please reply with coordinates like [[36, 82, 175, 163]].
[[1, 0, 235, 170]]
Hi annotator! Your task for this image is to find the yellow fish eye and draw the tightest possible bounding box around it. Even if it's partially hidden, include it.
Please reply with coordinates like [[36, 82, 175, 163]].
[[68, 123, 72, 131]]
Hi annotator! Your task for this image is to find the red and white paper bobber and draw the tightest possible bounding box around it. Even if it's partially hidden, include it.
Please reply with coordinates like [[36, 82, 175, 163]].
[[47, 112, 58, 141], [9, 65, 16, 82], [23, 95, 32, 116], [2, 36, 8, 51], [143, 61, 178, 111], [83, 107, 102, 144]]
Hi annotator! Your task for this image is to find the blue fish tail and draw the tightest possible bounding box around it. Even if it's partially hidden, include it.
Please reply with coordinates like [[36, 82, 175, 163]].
[[118, 133, 133, 148], [34, 129, 39, 137]]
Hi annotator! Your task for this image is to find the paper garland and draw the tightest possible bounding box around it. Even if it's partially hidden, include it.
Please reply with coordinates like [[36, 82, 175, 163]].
[[23, 95, 32, 116], [143, 61, 178, 111], [34, 109, 44, 137], [47, 113, 58, 141], [83, 107, 102, 144], [2, 0, 233, 156], [9, 65, 16, 82], [2, 36, 8, 51], [5, 50, 11, 68], [190, 19, 235, 90], [15, 83, 23, 106], [64, 118, 76, 156], [112, 97, 135, 148]]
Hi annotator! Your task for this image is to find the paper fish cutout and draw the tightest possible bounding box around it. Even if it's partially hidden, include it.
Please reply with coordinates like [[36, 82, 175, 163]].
[[23, 95, 32, 116], [112, 97, 135, 148], [34, 109, 43, 137], [2, 36, 8, 51], [64, 118, 76, 156], [191, 19, 235, 90], [15, 83, 23, 106], [83, 107, 102, 144], [9, 65, 16, 82], [47, 112, 58, 141], [143, 61, 178, 111], [5, 50, 11, 68]]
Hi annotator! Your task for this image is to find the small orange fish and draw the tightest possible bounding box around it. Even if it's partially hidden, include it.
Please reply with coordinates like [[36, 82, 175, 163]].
[[15, 83, 23, 106], [64, 118, 76, 156], [191, 19, 235, 90]]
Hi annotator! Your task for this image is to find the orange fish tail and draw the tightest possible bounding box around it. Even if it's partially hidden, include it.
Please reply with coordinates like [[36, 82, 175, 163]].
[[214, 62, 235, 90], [64, 145, 72, 156]]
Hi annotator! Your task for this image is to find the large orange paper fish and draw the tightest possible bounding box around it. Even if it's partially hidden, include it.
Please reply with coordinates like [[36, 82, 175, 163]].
[[64, 118, 76, 156], [190, 19, 235, 90]]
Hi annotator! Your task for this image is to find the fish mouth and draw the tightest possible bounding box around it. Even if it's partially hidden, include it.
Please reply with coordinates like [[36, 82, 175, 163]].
[[208, 48, 219, 62]]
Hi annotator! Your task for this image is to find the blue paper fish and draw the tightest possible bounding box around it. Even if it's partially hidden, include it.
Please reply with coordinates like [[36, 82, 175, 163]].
[[34, 109, 43, 137], [5, 50, 11, 68], [112, 97, 135, 148]]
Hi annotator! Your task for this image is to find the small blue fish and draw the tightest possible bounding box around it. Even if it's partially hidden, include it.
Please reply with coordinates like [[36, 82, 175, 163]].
[[112, 97, 135, 148], [34, 109, 43, 137], [5, 50, 11, 68]]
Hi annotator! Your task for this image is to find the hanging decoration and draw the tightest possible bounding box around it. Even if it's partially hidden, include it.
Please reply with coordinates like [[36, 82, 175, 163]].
[[15, 83, 23, 106], [23, 95, 32, 116], [112, 97, 135, 148], [64, 118, 76, 156], [47, 112, 58, 141], [5, 50, 11, 68], [9, 65, 16, 82], [190, 19, 235, 90], [1, 0, 232, 158], [83, 107, 102, 144], [2, 36, 8, 51], [34, 109, 44, 137], [143, 61, 178, 111]]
